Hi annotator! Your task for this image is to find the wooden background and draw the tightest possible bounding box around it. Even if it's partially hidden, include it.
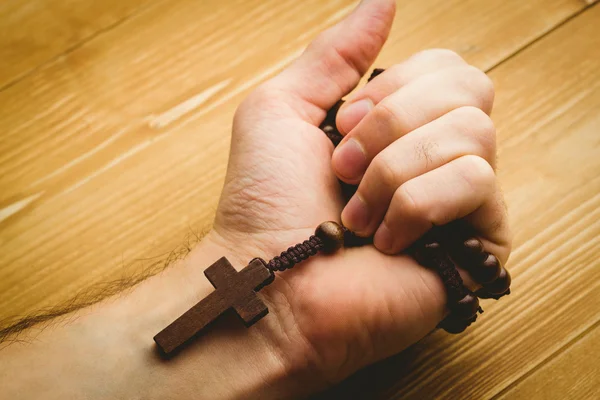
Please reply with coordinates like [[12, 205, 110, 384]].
[[1, 0, 599, 398]]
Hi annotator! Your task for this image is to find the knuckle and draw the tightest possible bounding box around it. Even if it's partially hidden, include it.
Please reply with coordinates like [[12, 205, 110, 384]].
[[372, 100, 407, 134], [448, 65, 495, 112], [387, 63, 405, 75], [452, 104, 489, 122], [452, 106, 497, 160], [399, 182, 446, 225], [459, 155, 496, 187], [463, 66, 495, 111], [372, 101, 395, 123], [393, 185, 425, 220], [413, 48, 465, 65], [371, 152, 402, 187], [385, 63, 407, 82]]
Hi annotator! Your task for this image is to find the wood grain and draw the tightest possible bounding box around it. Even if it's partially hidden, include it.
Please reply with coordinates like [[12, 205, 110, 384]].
[[497, 323, 600, 400], [0, 0, 152, 89], [0, 0, 598, 398]]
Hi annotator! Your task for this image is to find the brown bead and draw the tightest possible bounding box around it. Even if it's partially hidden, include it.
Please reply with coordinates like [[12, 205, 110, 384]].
[[315, 221, 345, 253], [470, 253, 501, 284], [439, 313, 477, 334], [476, 287, 511, 300], [413, 241, 442, 266], [461, 237, 488, 263], [483, 267, 512, 295], [450, 293, 480, 319], [475, 288, 493, 299], [440, 318, 467, 334]]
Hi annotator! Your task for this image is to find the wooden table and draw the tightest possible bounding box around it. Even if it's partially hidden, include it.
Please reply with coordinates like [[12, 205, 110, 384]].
[[1, 0, 599, 398]]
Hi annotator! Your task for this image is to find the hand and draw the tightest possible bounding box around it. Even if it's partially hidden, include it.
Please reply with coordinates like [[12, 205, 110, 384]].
[[211, 0, 511, 389], [333, 50, 511, 261]]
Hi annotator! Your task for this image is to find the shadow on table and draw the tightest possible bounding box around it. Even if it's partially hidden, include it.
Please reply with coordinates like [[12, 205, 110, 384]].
[[311, 329, 472, 399]]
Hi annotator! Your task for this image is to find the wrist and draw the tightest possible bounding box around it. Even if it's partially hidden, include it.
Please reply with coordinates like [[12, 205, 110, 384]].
[[122, 231, 319, 399], [197, 230, 328, 397], [0, 231, 322, 399]]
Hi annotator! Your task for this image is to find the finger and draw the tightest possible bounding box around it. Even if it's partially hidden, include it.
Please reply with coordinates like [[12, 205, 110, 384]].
[[267, 0, 395, 124], [336, 49, 468, 134], [341, 106, 497, 235], [331, 66, 495, 182], [372, 155, 498, 254], [463, 188, 512, 263]]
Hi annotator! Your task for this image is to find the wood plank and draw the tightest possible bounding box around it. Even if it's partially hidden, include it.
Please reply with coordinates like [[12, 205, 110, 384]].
[[0, 0, 584, 321], [496, 323, 600, 400], [319, 5, 600, 399], [0, 0, 153, 89]]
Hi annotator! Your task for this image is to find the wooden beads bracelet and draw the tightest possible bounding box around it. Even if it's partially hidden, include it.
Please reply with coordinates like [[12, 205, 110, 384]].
[[153, 69, 512, 358]]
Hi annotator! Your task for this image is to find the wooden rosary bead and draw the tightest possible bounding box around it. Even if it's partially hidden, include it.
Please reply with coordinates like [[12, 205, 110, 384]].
[[475, 288, 511, 300], [318, 100, 345, 146], [461, 238, 488, 263], [414, 241, 442, 264], [315, 221, 345, 253], [439, 314, 477, 334], [414, 240, 469, 304], [482, 266, 512, 295], [450, 292, 480, 319], [469, 253, 501, 284], [439, 318, 468, 334], [368, 68, 385, 81]]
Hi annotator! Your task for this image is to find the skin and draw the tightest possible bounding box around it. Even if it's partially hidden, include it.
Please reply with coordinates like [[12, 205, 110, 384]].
[[0, 0, 511, 398]]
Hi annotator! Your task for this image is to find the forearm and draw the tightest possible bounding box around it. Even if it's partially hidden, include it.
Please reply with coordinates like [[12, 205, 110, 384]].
[[0, 233, 317, 399]]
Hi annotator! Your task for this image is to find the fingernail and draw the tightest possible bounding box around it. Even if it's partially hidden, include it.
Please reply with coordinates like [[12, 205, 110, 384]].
[[342, 194, 371, 233], [332, 138, 368, 180], [337, 98, 373, 134], [374, 222, 393, 252]]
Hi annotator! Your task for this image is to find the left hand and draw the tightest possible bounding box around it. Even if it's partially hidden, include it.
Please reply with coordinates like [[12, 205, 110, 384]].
[[333, 52, 511, 262]]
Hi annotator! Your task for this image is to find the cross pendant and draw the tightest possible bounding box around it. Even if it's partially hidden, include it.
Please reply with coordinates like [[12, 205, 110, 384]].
[[154, 257, 274, 356]]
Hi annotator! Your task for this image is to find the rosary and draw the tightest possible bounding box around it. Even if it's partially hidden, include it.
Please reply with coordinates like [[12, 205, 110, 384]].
[[154, 69, 512, 357]]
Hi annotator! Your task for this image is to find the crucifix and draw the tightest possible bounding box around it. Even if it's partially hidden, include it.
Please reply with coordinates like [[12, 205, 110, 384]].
[[154, 257, 274, 355], [154, 221, 346, 356]]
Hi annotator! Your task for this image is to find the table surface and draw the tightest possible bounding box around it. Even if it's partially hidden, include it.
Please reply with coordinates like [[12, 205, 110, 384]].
[[1, 0, 599, 398]]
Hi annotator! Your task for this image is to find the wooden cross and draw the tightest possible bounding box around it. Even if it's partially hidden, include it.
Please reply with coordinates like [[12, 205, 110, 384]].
[[154, 257, 273, 356]]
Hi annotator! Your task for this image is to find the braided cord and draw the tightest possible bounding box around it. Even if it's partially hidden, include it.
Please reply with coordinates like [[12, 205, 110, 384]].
[[267, 235, 324, 272], [417, 242, 469, 303]]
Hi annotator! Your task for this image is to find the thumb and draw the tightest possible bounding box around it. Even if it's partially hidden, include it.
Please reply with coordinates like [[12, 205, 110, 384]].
[[268, 0, 395, 124]]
